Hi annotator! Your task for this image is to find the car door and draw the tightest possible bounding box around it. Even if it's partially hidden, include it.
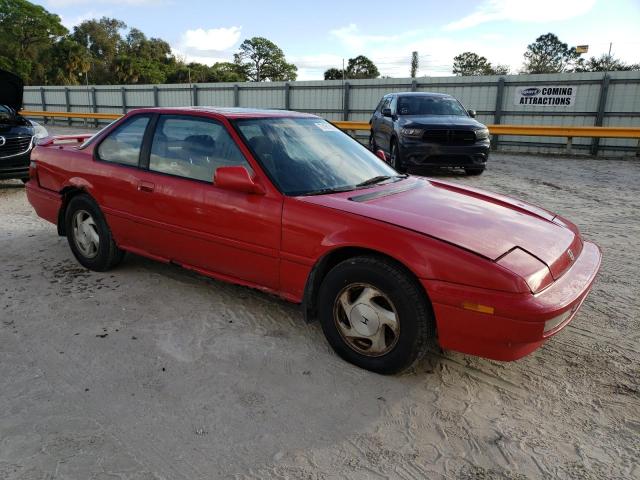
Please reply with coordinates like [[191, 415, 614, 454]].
[[91, 114, 159, 251], [132, 113, 282, 290], [369, 97, 384, 144], [376, 96, 394, 152]]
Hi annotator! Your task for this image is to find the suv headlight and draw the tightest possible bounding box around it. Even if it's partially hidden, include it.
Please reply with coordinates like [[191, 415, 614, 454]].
[[401, 127, 424, 138], [474, 127, 490, 140], [30, 120, 49, 144]]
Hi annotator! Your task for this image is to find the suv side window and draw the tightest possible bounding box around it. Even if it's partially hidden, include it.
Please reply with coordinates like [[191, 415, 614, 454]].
[[374, 98, 385, 114], [97, 115, 150, 166], [381, 96, 391, 111], [149, 115, 252, 183]]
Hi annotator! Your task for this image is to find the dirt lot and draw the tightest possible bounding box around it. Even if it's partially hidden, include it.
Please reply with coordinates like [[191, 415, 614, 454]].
[[1, 127, 639, 479]]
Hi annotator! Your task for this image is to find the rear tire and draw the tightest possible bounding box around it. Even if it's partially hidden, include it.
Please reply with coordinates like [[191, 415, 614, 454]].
[[317, 256, 434, 374], [464, 167, 485, 176], [65, 194, 124, 272]]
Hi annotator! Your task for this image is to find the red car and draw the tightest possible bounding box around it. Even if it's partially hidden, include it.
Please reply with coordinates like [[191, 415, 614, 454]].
[[26, 107, 602, 374]]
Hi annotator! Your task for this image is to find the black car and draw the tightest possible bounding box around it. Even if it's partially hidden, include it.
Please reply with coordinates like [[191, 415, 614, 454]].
[[369, 92, 490, 175], [0, 69, 48, 182]]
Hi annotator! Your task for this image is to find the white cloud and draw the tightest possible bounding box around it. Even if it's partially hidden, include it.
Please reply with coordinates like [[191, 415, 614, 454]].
[[60, 11, 108, 29], [181, 26, 242, 52], [170, 26, 241, 67], [330, 23, 422, 52], [171, 48, 230, 67], [444, 0, 596, 30]]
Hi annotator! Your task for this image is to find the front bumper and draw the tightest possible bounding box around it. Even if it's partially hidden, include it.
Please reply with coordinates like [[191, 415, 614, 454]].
[[0, 151, 30, 180], [423, 241, 602, 361], [400, 138, 490, 168]]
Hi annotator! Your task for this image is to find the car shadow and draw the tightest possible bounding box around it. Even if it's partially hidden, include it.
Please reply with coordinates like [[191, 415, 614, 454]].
[[0, 180, 25, 189]]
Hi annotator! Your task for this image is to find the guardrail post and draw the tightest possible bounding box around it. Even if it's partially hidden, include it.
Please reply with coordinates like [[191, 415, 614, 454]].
[[121, 87, 127, 114], [39, 87, 48, 124], [491, 77, 505, 150], [64, 87, 71, 126], [566, 137, 573, 154], [233, 84, 240, 107], [284, 82, 290, 110], [343, 82, 350, 121], [591, 74, 610, 156], [411, 80, 417, 92], [153, 86, 159, 107], [91, 87, 98, 128], [192, 84, 198, 106]]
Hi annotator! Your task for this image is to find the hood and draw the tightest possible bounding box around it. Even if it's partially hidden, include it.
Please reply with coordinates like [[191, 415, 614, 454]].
[[299, 178, 579, 279], [0, 69, 24, 112], [398, 115, 483, 129]]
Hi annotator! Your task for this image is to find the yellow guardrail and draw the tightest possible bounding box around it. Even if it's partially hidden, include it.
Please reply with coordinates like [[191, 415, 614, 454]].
[[21, 111, 640, 152], [21, 110, 122, 120]]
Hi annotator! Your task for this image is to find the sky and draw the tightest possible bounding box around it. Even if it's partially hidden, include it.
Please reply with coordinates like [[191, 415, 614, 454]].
[[32, 0, 640, 80]]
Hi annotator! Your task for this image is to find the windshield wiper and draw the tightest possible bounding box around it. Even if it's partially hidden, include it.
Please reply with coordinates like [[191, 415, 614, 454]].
[[356, 175, 391, 187], [356, 174, 408, 188], [301, 185, 356, 196]]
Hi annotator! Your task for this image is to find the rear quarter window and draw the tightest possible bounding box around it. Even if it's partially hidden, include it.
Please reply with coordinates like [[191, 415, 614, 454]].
[[97, 116, 150, 166]]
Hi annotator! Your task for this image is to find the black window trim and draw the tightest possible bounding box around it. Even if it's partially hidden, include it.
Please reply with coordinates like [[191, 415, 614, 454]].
[[94, 113, 156, 169]]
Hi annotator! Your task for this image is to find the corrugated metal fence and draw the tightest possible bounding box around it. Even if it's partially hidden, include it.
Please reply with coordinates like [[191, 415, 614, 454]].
[[24, 71, 640, 157]]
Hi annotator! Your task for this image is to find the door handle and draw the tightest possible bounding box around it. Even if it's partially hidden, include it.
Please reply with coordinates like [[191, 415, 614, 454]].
[[138, 181, 155, 193]]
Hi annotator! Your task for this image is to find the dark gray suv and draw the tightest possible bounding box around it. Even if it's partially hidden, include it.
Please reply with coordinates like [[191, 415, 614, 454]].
[[369, 92, 490, 175]]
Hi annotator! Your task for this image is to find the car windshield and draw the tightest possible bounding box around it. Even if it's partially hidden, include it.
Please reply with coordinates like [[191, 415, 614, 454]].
[[234, 117, 400, 196], [397, 96, 468, 116]]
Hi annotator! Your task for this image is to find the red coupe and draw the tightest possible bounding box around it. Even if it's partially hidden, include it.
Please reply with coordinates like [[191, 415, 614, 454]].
[[26, 108, 602, 373]]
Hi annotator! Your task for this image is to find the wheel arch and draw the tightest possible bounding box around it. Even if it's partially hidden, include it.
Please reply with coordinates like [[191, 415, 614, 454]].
[[56, 186, 94, 236], [302, 246, 434, 324]]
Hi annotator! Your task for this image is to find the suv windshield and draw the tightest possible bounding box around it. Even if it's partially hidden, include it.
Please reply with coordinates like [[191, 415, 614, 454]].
[[0, 105, 15, 122], [235, 117, 400, 196], [397, 96, 467, 116]]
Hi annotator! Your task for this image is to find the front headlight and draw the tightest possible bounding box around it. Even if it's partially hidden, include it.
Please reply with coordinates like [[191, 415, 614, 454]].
[[30, 121, 49, 142], [474, 128, 490, 140], [401, 127, 424, 138]]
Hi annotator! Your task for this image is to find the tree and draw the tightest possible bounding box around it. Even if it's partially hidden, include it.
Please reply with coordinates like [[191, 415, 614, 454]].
[[522, 33, 580, 74], [410, 51, 419, 78], [38, 38, 91, 85], [234, 37, 297, 81], [209, 62, 246, 82], [492, 64, 510, 75], [346, 55, 379, 79], [0, 0, 67, 82], [73, 17, 127, 84], [575, 53, 640, 72], [324, 67, 343, 80]]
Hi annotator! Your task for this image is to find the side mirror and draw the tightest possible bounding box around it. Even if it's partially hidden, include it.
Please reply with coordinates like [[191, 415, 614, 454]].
[[467, 109, 476, 118], [214, 166, 264, 195], [375, 149, 387, 162], [382, 108, 392, 117]]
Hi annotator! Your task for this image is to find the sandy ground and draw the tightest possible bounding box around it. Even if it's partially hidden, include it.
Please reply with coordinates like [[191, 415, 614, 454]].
[[1, 126, 639, 479]]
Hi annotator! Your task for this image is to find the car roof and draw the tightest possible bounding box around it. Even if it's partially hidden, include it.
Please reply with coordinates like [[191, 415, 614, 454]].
[[390, 92, 453, 98], [128, 106, 319, 120]]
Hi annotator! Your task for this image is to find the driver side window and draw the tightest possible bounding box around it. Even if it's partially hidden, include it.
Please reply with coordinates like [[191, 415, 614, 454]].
[[149, 115, 252, 182]]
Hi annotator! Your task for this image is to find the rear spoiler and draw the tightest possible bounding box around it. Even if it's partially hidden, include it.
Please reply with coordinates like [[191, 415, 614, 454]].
[[37, 134, 94, 147]]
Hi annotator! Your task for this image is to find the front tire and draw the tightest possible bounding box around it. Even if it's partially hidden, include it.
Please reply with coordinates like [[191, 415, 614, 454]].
[[390, 140, 406, 173], [65, 194, 124, 272], [369, 133, 377, 153], [464, 167, 485, 176], [317, 256, 434, 374]]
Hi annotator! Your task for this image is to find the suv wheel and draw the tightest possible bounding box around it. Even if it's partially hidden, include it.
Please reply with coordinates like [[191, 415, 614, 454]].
[[464, 167, 485, 176], [390, 140, 406, 173]]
